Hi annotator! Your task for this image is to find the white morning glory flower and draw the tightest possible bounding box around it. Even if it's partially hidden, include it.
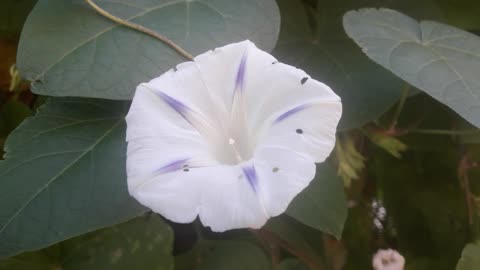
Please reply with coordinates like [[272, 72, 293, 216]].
[[125, 40, 342, 232]]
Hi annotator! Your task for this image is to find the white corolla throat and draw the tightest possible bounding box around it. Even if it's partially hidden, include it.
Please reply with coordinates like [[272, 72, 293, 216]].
[[125, 40, 342, 232]]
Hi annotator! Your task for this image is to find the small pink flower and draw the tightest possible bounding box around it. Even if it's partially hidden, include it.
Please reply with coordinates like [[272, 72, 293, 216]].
[[372, 249, 405, 270]]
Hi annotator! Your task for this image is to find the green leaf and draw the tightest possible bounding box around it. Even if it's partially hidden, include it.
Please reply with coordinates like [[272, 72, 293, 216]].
[[364, 130, 407, 159], [343, 8, 480, 128], [286, 162, 348, 239], [273, 0, 407, 130], [277, 259, 310, 270], [0, 98, 146, 258], [0, 215, 174, 270], [17, 0, 280, 100], [456, 242, 480, 270], [196, 241, 270, 270], [0, 0, 37, 40]]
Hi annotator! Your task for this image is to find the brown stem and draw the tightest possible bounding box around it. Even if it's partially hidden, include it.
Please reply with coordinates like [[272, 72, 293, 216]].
[[84, 0, 194, 61], [458, 155, 475, 225]]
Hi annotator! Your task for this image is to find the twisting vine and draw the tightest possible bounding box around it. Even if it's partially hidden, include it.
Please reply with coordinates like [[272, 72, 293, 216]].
[[84, 0, 194, 61]]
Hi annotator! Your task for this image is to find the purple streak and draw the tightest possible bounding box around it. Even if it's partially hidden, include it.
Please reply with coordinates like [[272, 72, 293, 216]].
[[156, 91, 190, 118], [235, 53, 247, 91], [155, 158, 189, 174], [274, 104, 310, 124], [242, 165, 258, 192]]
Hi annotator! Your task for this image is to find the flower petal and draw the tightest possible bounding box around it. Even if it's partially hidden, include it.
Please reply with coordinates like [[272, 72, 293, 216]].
[[130, 167, 205, 224], [253, 146, 316, 217], [203, 40, 341, 162], [262, 101, 341, 162], [199, 165, 268, 232], [194, 41, 256, 112], [237, 44, 341, 161]]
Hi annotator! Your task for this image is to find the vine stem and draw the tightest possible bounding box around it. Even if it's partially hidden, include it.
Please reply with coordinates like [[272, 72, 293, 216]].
[[388, 84, 410, 131], [458, 155, 475, 226], [84, 0, 194, 61], [408, 129, 480, 135]]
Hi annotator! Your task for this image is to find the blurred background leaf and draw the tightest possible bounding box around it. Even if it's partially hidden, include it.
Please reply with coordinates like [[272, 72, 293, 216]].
[[277, 258, 311, 270], [286, 162, 348, 239], [0, 0, 37, 42], [0, 215, 173, 270]]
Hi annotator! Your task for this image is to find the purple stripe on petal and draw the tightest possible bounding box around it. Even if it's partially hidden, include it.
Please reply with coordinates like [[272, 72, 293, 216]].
[[157, 91, 190, 118], [274, 104, 311, 124], [235, 53, 247, 91], [155, 158, 189, 174], [242, 165, 258, 192]]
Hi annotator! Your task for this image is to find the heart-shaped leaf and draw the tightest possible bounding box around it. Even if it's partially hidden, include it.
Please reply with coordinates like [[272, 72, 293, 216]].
[[0, 98, 146, 258], [17, 0, 280, 100], [343, 8, 480, 127]]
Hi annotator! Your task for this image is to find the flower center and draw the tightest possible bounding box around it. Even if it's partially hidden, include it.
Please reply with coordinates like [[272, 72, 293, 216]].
[[211, 130, 254, 165]]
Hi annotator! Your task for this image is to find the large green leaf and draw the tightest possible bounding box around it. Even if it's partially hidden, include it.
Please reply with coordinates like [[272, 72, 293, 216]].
[[343, 8, 480, 128], [0, 215, 173, 270], [456, 242, 480, 270], [286, 162, 348, 239], [277, 259, 310, 270], [0, 98, 146, 258], [196, 241, 270, 270], [17, 0, 280, 100]]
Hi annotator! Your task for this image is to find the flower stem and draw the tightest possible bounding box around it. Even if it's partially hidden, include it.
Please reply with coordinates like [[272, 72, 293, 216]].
[[408, 129, 480, 135], [84, 0, 194, 61], [389, 84, 410, 130]]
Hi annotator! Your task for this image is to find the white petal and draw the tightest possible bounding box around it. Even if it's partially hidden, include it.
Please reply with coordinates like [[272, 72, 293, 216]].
[[203, 40, 341, 162], [131, 167, 205, 224], [194, 41, 258, 111], [262, 101, 341, 162], [254, 146, 316, 217], [125, 86, 200, 141], [126, 137, 211, 186], [199, 165, 268, 232], [147, 61, 228, 129], [238, 44, 341, 161]]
